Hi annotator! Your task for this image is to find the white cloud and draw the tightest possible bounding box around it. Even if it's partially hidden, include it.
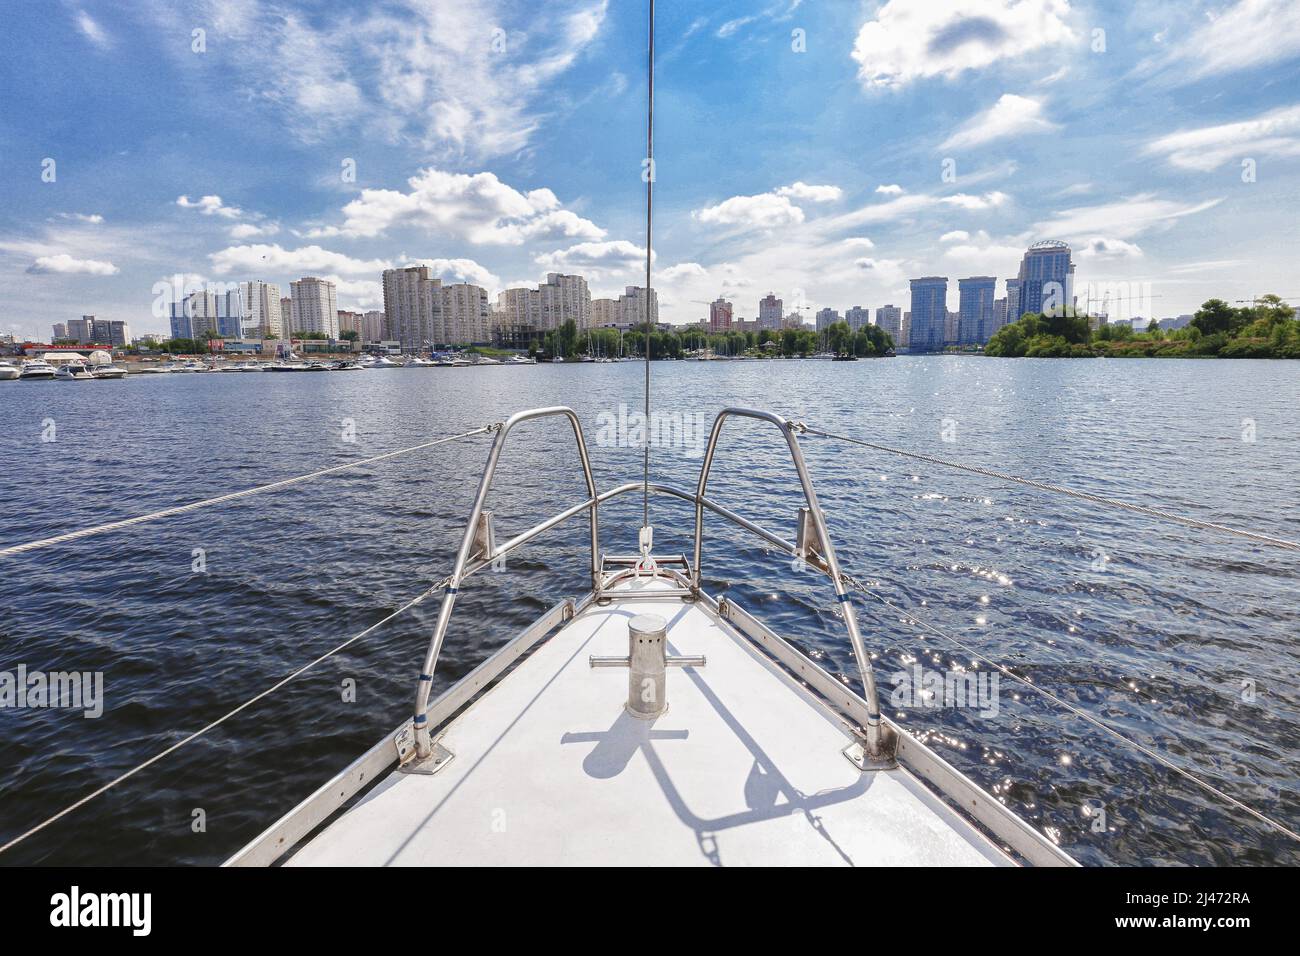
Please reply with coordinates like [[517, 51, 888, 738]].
[[229, 222, 281, 239], [1143, 103, 1300, 171], [534, 239, 648, 277], [852, 0, 1076, 89], [56, 212, 104, 224], [177, 0, 609, 159], [177, 195, 244, 220], [316, 167, 604, 244], [940, 191, 1010, 210], [326, 277, 384, 310], [939, 94, 1059, 151], [76, 10, 111, 49], [659, 262, 708, 280], [694, 193, 805, 229], [875, 184, 904, 195], [404, 257, 501, 290], [209, 243, 392, 276], [1077, 237, 1144, 259], [26, 253, 119, 276], [940, 230, 970, 242], [1136, 0, 1300, 84], [841, 237, 876, 249], [776, 181, 843, 203], [1032, 194, 1222, 241]]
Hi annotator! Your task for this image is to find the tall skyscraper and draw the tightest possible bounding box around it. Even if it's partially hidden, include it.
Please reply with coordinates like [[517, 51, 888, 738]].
[[538, 273, 591, 330], [382, 266, 442, 350], [815, 307, 840, 331], [908, 277, 948, 352], [1005, 279, 1021, 324], [758, 293, 783, 331], [993, 297, 1008, 335], [844, 306, 870, 331], [170, 289, 241, 339], [290, 277, 338, 338], [442, 283, 491, 344], [875, 304, 902, 340], [618, 286, 658, 328], [590, 298, 617, 327], [1016, 240, 1074, 317], [958, 276, 997, 345], [280, 297, 294, 335], [361, 311, 386, 342], [52, 322, 68, 341], [709, 297, 733, 332], [240, 280, 282, 338]]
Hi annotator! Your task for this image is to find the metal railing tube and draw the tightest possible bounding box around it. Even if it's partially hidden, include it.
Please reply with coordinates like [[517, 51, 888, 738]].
[[690, 408, 887, 757], [412, 407, 599, 759]]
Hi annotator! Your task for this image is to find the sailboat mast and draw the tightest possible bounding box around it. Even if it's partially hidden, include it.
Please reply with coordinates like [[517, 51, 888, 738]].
[[641, 0, 655, 531]]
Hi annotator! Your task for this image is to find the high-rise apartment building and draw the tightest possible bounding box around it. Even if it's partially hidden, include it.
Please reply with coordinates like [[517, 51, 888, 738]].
[[170, 289, 241, 339], [290, 277, 338, 338], [537, 273, 591, 331], [958, 276, 997, 345], [590, 298, 618, 328], [709, 297, 733, 333], [875, 304, 902, 340], [239, 280, 283, 338], [361, 311, 386, 342], [1015, 241, 1074, 317], [442, 283, 491, 344], [815, 307, 840, 331], [758, 293, 783, 331], [908, 277, 948, 352], [382, 266, 442, 350], [618, 286, 658, 328], [844, 306, 870, 331]]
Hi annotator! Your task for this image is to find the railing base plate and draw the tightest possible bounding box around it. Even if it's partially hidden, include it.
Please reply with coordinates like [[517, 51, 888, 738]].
[[842, 740, 898, 772], [397, 741, 455, 776]]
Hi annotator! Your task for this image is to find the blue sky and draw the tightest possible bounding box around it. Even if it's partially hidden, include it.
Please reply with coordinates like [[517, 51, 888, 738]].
[[2, 0, 1299, 340]]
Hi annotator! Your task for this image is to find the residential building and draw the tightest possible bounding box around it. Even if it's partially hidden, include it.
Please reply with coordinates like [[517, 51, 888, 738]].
[[382, 266, 442, 350], [709, 296, 733, 333], [958, 276, 997, 345], [1015, 240, 1074, 317], [844, 306, 870, 331], [361, 311, 386, 342], [815, 307, 840, 331], [874, 304, 902, 339], [170, 290, 241, 340], [290, 277, 338, 339], [617, 286, 658, 328], [239, 280, 283, 338], [442, 283, 491, 344], [758, 293, 783, 331], [907, 277, 948, 352], [52, 322, 68, 340], [538, 273, 591, 330]]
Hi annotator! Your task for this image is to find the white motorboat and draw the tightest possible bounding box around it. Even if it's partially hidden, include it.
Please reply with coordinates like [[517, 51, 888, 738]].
[[371, 355, 400, 368], [54, 362, 96, 380], [303, 361, 331, 371], [505, 354, 535, 365], [90, 365, 127, 380], [0, 362, 19, 381], [19, 359, 57, 380]]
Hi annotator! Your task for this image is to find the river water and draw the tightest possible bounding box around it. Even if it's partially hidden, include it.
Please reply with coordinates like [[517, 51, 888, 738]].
[[1, 356, 1297, 865]]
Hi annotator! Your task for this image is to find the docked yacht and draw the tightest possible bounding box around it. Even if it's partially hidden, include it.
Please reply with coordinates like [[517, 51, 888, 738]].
[[19, 358, 57, 380], [90, 364, 127, 379], [54, 362, 95, 380], [0, 361, 19, 381]]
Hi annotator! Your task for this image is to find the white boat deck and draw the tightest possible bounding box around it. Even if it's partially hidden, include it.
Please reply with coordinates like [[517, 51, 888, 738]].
[[289, 576, 1012, 866]]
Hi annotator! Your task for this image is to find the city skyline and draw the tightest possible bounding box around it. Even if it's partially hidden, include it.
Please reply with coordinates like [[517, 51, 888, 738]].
[[3, 1, 1300, 341]]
